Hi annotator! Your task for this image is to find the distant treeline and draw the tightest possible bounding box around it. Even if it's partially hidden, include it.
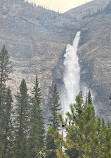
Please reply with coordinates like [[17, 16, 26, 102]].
[[83, 1, 111, 19]]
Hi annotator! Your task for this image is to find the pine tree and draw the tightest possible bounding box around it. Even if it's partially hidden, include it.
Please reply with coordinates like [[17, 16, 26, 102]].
[[46, 84, 61, 158], [0, 45, 12, 108], [65, 133, 79, 158], [3, 88, 13, 158], [14, 79, 30, 158], [46, 129, 57, 158], [87, 90, 92, 104], [0, 45, 12, 157], [29, 75, 45, 158], [49, 84, 61, 130], [51, 94, 111, 158]]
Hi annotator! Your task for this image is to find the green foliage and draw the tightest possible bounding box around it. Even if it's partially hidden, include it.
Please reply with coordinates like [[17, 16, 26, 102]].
[[46, 84, 61, 158], [29, 75, 45, 158], [0, 45, 12, 157], [0, 45, 12, 120], [32, 75, 42, 105], [0, 45, 12, 85], [46, 129, 57, 158], [14, 79, 30, 158], [49, 84, 61, 130], [51, 94, 111, 158], [87, 90, 92, 104], [3, 88, 13, 158]]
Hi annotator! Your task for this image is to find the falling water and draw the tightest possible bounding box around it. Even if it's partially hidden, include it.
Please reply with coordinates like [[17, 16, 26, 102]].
[[61, 31, 81, 117]]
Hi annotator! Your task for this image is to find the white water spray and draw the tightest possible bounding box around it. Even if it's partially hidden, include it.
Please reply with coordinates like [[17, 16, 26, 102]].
[[61, 32, 81, 117]]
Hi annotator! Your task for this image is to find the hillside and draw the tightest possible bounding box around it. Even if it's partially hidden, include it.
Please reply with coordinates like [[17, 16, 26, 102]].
[[65, 0, 111, 19], [52, 0, 111, 121], [0, 0, 67, 111]]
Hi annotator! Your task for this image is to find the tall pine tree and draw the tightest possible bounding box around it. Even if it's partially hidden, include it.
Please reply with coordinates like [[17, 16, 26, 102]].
[[0, 45, 12, 157], [0, 45, 12, 108], [3, 88, 13, 158], [46, 84, 61, 158], [87, 90, 92, 104], [49, 84, 61, 130], [29, 75, 45, 158], [14, 79, 30, 158]]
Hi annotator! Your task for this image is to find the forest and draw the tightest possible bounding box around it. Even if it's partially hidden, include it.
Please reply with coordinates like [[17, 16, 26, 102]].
[[0, 45, 111, 158]]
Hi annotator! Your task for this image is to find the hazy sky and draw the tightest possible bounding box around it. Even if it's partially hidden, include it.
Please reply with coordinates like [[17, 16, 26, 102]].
[[28, 0, 93, 13]]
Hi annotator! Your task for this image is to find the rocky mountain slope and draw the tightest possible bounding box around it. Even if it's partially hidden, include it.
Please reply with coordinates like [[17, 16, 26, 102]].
[[0, 0, 67, 109], [79, 13, 111, 121], [52, 0, 111, 121], [65, 0, 111, 19], [0, 0, 111, 121]]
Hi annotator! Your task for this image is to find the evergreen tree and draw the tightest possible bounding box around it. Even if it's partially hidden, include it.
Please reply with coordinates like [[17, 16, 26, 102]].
[[14, 79, 30, 158], [51, 95, 111, 158], [0, 45, 12, 107], [0, 45, 12, 157], [3, 88, 13, 158], [46, 129, 57, 158], [29, 75, 45, 158], [87, 90, 92, 104], [46, 84, 61, 158], [65, 133, 79, 158], [49, 84, 61, 130]]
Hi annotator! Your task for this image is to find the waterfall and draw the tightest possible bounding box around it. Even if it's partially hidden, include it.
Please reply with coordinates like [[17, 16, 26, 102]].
[[61, 31, 81, 117]]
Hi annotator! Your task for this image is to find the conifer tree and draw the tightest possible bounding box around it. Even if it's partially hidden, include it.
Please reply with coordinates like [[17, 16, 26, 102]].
[[46, 129, 57, 158], [0, 45, 12, 157], [49, 84, 61, 130], [3, 88, 13, 158], [29, 75, 45, 158], [14, 79, 30, 158], [0, 45, 12, 107], [87, 90, 92, 104], [46, 84, 61, 158], [51, 94, 111, 158]]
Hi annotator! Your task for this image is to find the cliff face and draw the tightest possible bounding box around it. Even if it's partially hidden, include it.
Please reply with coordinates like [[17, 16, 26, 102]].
[[78, 13, 111, 121], [1, 0, 111, 120], [0, 0, 67, 110]]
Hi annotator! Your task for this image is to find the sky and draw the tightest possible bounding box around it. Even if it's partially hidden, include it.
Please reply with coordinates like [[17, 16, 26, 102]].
[[28, 0, 93, 13]]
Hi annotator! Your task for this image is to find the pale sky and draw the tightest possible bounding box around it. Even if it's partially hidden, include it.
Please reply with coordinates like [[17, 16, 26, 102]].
[[28, 0, 93, 13]]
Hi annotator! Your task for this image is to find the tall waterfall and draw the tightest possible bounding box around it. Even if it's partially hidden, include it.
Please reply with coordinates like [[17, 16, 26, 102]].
[[61, 31, 81, 117]]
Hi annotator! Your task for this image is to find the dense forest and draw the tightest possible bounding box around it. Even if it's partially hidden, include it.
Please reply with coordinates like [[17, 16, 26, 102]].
[[0, 45, 111, 158]]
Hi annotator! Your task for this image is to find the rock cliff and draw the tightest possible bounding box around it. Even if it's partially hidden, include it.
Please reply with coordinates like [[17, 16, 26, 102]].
[[78, 13, 111, 121]]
